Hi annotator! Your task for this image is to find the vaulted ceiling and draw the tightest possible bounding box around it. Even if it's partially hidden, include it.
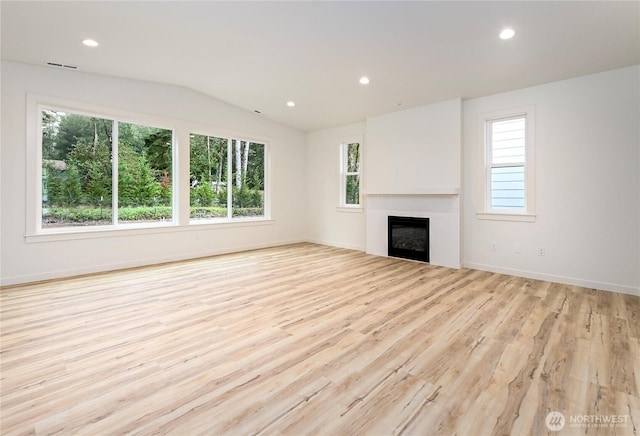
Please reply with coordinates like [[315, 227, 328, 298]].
[[2, 1, 639, 132]]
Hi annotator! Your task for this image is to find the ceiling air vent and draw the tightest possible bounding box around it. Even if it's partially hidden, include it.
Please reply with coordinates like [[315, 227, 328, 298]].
[[46, 62, 78, 70]]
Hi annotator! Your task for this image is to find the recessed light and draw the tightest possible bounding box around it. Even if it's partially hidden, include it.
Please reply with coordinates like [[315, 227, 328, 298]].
[[286, 101, 295, 107], [82, 39, 99, 47], [359, 76, 370, 85], [499, 28, 515, 40]]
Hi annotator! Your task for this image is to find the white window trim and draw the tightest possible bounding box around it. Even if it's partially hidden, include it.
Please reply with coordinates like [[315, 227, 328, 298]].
[[338, 134, 363, 210], [24, 218, 276, 244], [27, 94, 180, 238], [476, 105, 536, 222], [26, 93, 272, 243], [335, 206, 364, 214]]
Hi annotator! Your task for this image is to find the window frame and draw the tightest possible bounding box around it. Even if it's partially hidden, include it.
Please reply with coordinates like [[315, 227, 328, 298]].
[[28, 95, 177, 236], [338, 135, 363, 210], [188, 130, 271, 225], [477, 106, 536, 222]]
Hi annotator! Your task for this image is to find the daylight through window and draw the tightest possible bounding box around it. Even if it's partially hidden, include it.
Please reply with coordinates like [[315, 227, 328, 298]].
[[190, 134, 266, 221], [41, 108, 173, 229], [487, 116, 526, 211], [340, 140, 361, 207]]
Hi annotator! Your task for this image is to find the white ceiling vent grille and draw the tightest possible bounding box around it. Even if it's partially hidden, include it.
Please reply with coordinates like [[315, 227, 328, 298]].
[[46, 62, 78, 70]]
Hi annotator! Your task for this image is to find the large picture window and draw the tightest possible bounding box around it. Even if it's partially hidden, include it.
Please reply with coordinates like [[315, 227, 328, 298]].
[[40, 107, 174, 229], [190, 134, 266, 222], [29, 96, 271, 241]]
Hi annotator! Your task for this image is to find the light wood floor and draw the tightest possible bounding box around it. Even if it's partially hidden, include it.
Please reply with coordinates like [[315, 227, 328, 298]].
[[1, 243, 638, 436]]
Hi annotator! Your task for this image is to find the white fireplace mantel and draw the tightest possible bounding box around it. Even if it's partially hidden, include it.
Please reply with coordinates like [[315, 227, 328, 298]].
[[365, 187, 460, 196]]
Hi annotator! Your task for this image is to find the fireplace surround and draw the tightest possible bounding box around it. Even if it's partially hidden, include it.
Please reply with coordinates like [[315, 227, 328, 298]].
[[388, 216, 430, 262], [366, 193, 460, 269]]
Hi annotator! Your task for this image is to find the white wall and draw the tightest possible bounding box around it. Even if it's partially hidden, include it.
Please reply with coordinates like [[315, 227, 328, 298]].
[[365, 99, 461, 194], [0, 61, 307, 286], [305, 123, 366, 250], [463, 66, 640, 295], [4, 61, 638, 295]]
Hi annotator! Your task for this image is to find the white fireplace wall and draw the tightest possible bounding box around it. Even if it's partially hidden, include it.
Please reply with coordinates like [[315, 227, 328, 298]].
[[364, 98, 462, 268]]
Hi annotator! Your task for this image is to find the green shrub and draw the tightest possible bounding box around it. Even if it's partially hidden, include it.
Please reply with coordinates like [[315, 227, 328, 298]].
[[43, 204, 263, 224], [189, 207, 228, 219], [232, 207, 264, 217], [44, 206, 110, 222], [43, 206, 172, 223], [118, 206, 172, 221], [190, 182, 216, 207]]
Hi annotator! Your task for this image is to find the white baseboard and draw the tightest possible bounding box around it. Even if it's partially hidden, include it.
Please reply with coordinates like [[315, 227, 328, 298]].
[[304, 238, 365, 252], [5, 243, 636, 298], [463, 262, 640, 297], [0, 239, 306, 287]]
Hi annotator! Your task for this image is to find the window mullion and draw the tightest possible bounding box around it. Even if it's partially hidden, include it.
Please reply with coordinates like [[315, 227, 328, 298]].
[[112, 120, 119, 225], [341, 144, 346, 206], [226, 138, 232, 219]]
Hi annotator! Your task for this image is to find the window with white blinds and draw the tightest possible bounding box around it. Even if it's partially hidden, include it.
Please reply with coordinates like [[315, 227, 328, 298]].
[[487, 116, 526, 210], [479, 106, 535, 221]]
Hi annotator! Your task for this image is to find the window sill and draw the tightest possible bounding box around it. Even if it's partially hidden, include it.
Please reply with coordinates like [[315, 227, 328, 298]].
[[336, 206, 363, 213], [25, 218, 274, 243], [476, 212, 536, 222], [188, 217, 274, 228]]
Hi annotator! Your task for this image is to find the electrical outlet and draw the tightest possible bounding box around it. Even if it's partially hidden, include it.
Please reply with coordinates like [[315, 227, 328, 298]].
[[491, 242, 497, 252], [514, 243, 521, 254], [538, 247, 545, 256]]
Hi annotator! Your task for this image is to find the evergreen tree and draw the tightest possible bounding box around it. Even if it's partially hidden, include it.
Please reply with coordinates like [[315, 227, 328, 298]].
[[144, 129, 172, 176], [62, 164, 83, 206], [42, 110, 61, 160]]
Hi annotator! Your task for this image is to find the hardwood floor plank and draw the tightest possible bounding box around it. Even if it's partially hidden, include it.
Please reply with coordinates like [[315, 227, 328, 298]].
[[1, 243, 638, 435]]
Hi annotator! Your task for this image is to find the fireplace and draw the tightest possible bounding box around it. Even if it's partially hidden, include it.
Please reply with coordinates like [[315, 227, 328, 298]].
[[388, 216, 430, 262]]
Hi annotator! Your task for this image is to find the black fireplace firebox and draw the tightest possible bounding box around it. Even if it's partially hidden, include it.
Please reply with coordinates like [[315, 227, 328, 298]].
[[388, 216, 430, 262]]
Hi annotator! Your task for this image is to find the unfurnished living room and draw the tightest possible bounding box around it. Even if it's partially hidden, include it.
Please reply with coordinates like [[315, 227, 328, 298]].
[[1, 1, 639, 435]]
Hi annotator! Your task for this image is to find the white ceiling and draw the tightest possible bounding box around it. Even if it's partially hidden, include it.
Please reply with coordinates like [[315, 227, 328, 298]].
[[2, 1, 639, 132]]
